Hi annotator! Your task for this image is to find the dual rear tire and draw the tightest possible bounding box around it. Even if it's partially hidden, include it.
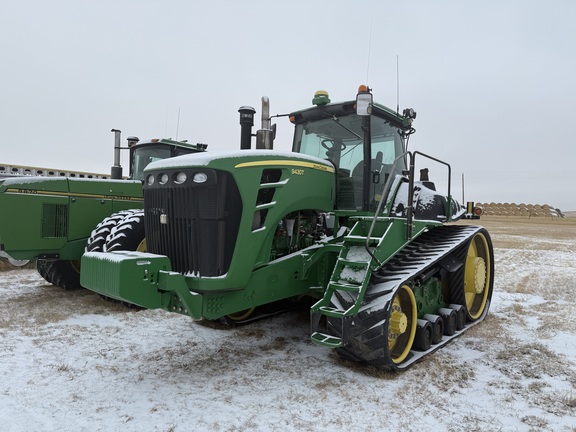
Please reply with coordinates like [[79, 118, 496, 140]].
[[86, 209, 146, 253]]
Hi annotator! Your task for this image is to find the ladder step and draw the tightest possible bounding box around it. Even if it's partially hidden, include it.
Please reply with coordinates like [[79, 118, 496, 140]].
[[337, 266, 367, 285], [310, 331, 343, 348], [338, 257, 370, 267], [317, 306, 347, 318], [344, 235, 380, 245], [330, 281, 362, 292]]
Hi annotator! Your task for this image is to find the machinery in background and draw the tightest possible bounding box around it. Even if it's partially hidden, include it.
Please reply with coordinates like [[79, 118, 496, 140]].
[[0, 131, 207, 289]]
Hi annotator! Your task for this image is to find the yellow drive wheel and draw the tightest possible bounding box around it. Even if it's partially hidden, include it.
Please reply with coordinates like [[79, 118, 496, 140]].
[[464, 232, 492, 320], [388, 285, 417, 364], [225, 308, 256, 322], [136, 238, 147, 252], [70, 259, 81, 274]]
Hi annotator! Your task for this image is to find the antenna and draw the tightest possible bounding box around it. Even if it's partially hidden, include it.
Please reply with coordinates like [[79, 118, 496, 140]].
[[176, 107, 181, 141], [396, 55, 400, 115], [365, 20, 374, 84], [462, 173, 465, 204], [165, 103, 169, 138]]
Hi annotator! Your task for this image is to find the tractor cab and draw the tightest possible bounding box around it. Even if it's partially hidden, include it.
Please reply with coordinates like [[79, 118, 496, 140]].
[[109, 129, 208, 181], [129, 138, 208, 181], [290, 87, 415, 212]]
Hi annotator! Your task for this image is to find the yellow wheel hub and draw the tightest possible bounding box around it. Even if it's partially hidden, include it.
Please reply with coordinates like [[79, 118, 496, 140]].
[[389, 309, 408, 335], [466, 256, 486, 294]]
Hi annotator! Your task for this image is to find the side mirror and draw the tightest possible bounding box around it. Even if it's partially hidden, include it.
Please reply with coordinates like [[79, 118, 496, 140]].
[[356, 85, 373, 116]]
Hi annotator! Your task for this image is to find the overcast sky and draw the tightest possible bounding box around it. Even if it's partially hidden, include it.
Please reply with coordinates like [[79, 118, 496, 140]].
[[1, 0, 575, 210]]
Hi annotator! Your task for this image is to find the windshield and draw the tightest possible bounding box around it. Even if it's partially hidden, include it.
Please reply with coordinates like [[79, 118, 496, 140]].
[[293, 114, 406, 210], [131, 146, 172, 181]]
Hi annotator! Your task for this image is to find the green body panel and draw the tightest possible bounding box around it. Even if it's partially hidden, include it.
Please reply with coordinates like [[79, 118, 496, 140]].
[[0, 177, 143, 260], [81, 238, 340, 319], [413, 277, 445, 317], [82, 150, 341, 316], [155, 151, 336, 291], [80, 251, 176, 308]]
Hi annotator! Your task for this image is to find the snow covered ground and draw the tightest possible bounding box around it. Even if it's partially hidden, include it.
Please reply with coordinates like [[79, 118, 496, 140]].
[[1, 218, 575, 432]]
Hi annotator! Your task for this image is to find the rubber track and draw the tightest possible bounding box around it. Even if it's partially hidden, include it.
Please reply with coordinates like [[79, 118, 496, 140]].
[[329, 224, 493, 371]]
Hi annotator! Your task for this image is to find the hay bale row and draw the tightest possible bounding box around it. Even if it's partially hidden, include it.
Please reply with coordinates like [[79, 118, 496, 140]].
[[476, 203, 564, 218]]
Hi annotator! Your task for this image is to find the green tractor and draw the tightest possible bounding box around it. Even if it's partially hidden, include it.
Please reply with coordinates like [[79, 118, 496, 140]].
[[80, 87, 494, 370], [0, 131, 207, 289]]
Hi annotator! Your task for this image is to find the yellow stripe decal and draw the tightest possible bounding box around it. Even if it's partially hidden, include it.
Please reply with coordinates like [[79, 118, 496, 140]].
[[234, 160, 335, 173], [4, 188, 143, 201]]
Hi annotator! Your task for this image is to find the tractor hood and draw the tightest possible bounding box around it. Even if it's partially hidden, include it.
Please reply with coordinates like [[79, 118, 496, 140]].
[[143, 150, 335, 174]]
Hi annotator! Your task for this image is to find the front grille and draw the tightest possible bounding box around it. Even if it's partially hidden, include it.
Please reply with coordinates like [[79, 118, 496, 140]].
[[144, 168, 242, 276]]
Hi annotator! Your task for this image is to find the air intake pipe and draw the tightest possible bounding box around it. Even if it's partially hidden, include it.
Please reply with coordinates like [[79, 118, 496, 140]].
[[238, 106, 256, 150]]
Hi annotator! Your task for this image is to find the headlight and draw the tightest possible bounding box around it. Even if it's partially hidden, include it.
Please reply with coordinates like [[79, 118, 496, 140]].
[[159, 173, 169, 185], [174, 172, 187, 184], [193, 172, 208, 183], [146, 174, 155, 186]]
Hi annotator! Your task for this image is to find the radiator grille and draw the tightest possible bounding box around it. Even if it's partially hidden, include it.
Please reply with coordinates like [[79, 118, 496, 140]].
[[144, 169, 242, 276], [42, 204, 69, 238]]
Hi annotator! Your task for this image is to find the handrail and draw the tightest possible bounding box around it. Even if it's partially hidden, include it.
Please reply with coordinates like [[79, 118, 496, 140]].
[[412, 151, 453, 221], [363, 150, 453, 271], [363, 151, 411, 270]]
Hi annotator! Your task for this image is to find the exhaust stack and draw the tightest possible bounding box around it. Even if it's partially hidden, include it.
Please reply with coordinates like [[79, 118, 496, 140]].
[[256, 96, 274, 150], [238, 106, 256, 150], [111, 129, 123, 179]]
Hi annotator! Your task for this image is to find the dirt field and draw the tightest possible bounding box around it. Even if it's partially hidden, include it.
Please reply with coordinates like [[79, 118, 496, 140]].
[[1, 216, 575, 431], [459, 215, 576, 244]]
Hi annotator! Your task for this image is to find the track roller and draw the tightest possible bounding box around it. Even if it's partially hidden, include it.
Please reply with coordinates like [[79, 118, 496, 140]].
[[439, 308, 457, 336], [413, 319, 433, 351], [449, 304, 466, 330], [424, 314, 444, 344]]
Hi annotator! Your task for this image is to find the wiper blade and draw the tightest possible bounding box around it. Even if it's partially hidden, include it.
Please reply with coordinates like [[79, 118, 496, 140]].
[[331, 114, 361, 139]]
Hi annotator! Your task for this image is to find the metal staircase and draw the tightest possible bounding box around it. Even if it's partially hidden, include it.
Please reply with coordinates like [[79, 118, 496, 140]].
[[310, 220, 379, 347], [309, 215, 437, 348]]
